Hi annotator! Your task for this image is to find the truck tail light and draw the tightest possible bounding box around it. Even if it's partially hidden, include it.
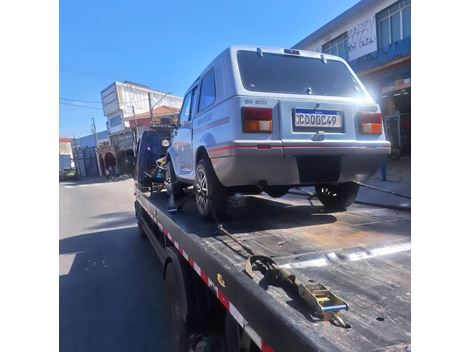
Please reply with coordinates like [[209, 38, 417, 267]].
[[358, 112, 383, 134], [242, 107, 272, 133]]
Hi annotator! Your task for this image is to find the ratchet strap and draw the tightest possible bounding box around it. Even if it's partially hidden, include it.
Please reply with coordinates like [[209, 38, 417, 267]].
[[245, 255, 349, 328]]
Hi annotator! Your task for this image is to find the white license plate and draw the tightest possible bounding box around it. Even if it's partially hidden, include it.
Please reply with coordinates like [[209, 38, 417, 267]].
[[294, 109, 343, 128]]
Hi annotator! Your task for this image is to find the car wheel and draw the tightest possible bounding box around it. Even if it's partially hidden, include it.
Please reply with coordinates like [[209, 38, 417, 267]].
[[194, 158, 228, 219], [315, 182, 359, 210], [166, 159, 184, 200], [265, 186, 290, 198], [137, 221, 148, 239], [165, 260, 190, 352]]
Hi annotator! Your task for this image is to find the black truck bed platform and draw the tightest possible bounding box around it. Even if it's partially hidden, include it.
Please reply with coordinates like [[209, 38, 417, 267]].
[[136, 189, 411, 352]]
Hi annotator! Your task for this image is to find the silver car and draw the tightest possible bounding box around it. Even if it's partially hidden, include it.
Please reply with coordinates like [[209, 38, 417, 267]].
[[167, 45, 390, 217]]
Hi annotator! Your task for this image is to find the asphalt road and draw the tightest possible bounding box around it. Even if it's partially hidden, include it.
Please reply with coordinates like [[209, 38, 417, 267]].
[[59, 177, 171, 352]]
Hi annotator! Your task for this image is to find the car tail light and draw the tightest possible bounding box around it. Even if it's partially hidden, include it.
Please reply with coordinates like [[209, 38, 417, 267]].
[[242, 107, 272, 133], [358, 112, 383, 134]]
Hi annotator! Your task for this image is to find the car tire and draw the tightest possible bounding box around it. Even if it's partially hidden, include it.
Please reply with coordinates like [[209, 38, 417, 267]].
[[265, 186, 290, 198], [166, 159, 184, 200], [194, 158, 228, 219], [315, 182, 359, 210], [164, 259, 191, 352], [137, 221, 148, 239]]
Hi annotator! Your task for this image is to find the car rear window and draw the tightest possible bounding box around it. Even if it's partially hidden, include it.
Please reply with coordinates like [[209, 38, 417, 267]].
[[237, 50, 365, 98]]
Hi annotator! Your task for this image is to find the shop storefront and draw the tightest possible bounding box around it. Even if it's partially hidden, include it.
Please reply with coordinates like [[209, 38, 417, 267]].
[[292, 0, 411, 182], [110, 131, 135, 175], [96, 141, 117, 176], [358, 57, 411, 157]]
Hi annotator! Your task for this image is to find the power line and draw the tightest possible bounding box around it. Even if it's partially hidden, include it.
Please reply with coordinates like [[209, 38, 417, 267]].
[[60, 95, 176, 106], [60, 96, 150, 105], [60, 128, 96, 137], [59, 66, 116, 80], [60, 97, 102, 104], [60, 66, 152, 87], [61, 96, 180, 109], [59, 101, 103, 110]]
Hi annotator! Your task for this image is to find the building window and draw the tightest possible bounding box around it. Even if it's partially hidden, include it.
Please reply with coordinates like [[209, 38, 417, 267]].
[[322, 33, 349, 60], [377, 0, 411, 49], [110, 116, 122, 127]]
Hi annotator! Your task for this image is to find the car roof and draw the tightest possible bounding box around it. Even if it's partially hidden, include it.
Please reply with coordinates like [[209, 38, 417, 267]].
[[227, 45, 345, 62], [186, 45, 346, 91], [183, 45, 369, 104]]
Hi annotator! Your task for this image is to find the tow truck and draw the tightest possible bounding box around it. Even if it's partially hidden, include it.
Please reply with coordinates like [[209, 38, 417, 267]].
[[133, 124, 411, 352]]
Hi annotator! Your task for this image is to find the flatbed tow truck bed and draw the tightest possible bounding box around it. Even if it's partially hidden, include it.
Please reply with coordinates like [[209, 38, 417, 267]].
[[136, 187, 411, 352]]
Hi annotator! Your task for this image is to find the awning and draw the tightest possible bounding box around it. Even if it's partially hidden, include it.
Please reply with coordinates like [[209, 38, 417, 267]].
[[381, 78, 411, 94]]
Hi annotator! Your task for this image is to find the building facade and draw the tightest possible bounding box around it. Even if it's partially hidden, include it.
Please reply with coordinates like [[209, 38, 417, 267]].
[[59, 137, 73, 156], [100, 81, 183, 174], [71, 131, 108, 177], [293, 0, 411, 155], [95, 135, 116, 177], [59, 137, 74, 173]]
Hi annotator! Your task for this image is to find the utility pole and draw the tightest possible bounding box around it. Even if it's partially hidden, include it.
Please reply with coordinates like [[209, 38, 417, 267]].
[[148, 92, 154, 121], [91, 116, 97, 145], [73, 134, 83, 177], [91, 116, 101, 176], [72, 134, 79, 176], [132, 105, 137, 154]]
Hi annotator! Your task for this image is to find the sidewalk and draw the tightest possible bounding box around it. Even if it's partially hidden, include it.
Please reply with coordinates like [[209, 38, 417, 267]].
[[356, 179, 411, 209], [357, 156, 411, 209], [62, 174, 132, 185], [292, 157, 411, 210]]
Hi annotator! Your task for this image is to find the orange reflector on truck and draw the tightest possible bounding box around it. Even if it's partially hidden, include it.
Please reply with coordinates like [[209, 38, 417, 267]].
[[358, 112, 383, 134], [242, 107, 272, 133]]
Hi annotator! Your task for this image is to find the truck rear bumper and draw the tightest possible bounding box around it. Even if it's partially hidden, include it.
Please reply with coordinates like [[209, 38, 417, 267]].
[[207, 141, 390, 187]]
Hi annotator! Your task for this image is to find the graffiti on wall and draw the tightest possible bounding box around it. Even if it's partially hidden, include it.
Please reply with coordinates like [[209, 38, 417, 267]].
[[347, 16, 377, 61]]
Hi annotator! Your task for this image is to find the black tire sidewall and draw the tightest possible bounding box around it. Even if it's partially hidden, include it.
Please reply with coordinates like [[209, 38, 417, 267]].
[[195, 158, 227, 218], [167, 159, 184, 199], [315, 182, 359, 210], [165, 261, 189, 352], [137, 222, 147, 239]]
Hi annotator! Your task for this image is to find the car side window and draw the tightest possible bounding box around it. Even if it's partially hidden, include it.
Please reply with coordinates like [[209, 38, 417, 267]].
[[179, 91, 193, 126], [190, 86, 199, 118], [198, 68, 216, 112]]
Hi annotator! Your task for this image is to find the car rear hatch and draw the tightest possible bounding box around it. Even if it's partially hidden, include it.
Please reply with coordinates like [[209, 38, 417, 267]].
[[236, 49, 375, 156], [236, 49, 380, 183]]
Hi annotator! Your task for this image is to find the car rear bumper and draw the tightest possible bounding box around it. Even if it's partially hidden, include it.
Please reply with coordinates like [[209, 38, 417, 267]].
[[207, 140, 390, 156], [207, 140, 390, 187]]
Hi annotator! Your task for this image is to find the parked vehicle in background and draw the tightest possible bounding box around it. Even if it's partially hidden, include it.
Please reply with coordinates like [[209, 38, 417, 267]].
[[59, 154, 78, 181], [135, 125, 174, 192], [59, 168, 78, 181], [59, 154, 72, 174], [166, 45, 391, 217]]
